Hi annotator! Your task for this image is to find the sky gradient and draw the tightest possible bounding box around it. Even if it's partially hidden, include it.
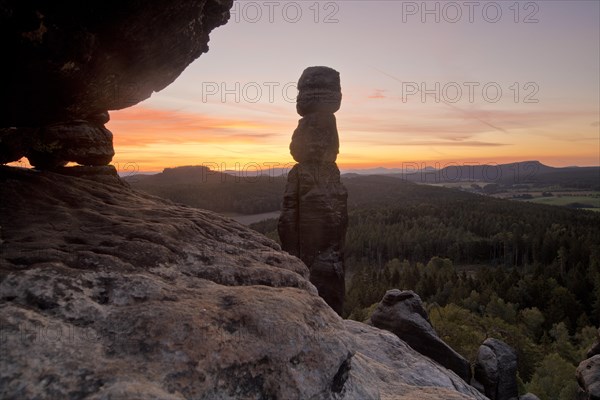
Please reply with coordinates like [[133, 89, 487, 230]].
[[104, 1, 599, 173]]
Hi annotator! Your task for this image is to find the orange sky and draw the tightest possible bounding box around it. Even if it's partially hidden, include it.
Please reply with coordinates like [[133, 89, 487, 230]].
[[102, 2, 598, 173], [9, 2, 600, 173], [104, 100, 599, 173]]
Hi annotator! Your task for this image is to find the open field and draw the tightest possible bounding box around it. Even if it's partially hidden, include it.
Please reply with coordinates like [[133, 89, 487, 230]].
[[522, 194, 600, 210]]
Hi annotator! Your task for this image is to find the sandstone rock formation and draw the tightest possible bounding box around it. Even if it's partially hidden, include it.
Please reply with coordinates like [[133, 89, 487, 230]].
[[0, 0, 233, 167], [370, 289, 472, 383], [587, 328, 600, 359], [519, 394, 540, 400], [296, 66, 342, 116], [473, 338, 519, 400], [0, 166, 489, 400], [578, 355, 600, 400], [278, 66, 347, 315]]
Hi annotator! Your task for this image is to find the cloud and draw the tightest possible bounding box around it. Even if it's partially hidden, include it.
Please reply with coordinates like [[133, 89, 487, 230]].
[[402, 140, 508, 147], [368, 89, 387, 99], [107, 106, 286, 147], [340, 106, 598, 143], [355, 139, 509, 147]]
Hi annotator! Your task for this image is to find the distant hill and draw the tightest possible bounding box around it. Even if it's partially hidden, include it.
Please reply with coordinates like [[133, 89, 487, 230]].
[[124, 165, 286, 215], [126, 165, 230, 185], [385, 161, 600, 188], [125, 162, 600, 215]]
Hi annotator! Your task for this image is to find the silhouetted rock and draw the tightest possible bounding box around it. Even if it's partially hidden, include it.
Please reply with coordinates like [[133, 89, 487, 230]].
[[473, 338, 519, 400], [578, 355, 600, 400], [279, 162, 347, 314], [290, 113, 339, 163], [0, 166, 489, 399], [370, 289, 472, 383], [279, 163, 347, 261], [1, 0, 233, 127], [296, 66, 342, 116], [279, 66, 347, 315], [0, 128, 28, 164], [1, 0, 233, 167], [27, 121, 115, 168]]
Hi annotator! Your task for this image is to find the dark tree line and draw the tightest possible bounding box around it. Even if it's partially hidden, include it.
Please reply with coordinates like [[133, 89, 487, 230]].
[[343, 176, 600, 269]]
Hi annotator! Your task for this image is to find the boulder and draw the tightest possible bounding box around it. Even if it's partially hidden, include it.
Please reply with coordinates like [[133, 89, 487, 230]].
[[473, 338, 519, 400], [27, 121, 115, 168], [296, 66, 342, 116], [370, 289, 472, 383], [0, 166, 490, 400], [577, 355, 600, 400]]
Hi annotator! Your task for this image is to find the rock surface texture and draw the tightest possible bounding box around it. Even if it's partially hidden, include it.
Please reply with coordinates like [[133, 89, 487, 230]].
[[0, 166, 489, 400], [278, 66, 348, 315], [0, 0, 233, 166], [578, 355, 600, 400], [588, 328, 600, 359], [473, 338, 519, 400], [370, 289, 472, 383], [519, 394, 540, 400]]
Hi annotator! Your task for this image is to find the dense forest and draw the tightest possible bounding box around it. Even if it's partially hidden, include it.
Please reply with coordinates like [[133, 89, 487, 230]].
[[251, 175, 600, 399]]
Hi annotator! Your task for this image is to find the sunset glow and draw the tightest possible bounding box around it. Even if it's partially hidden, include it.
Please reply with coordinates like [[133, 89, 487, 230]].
[[103, 1, 599, 173]]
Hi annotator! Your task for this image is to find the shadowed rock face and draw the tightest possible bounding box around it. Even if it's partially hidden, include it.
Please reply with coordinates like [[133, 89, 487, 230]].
[[370, 289, 473, 383], [0, 166, 489, 400], [0, 0, 233, 166], [290, 113, 339, 163], [279, 66, 347, 315], [296, 66, 342, 116], [473, 338, 518, 400]]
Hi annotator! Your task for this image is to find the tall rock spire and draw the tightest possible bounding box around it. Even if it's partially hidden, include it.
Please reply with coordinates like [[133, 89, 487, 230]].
[[278, 66, 348, 315]]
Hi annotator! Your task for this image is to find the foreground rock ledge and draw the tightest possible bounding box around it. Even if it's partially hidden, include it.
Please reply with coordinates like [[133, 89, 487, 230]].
[[0, 166, 486, 400]]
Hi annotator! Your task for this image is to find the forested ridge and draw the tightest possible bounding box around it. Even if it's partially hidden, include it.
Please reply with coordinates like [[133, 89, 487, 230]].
[[127, 166, 287, 214], [343, 175, 599, 268], [252, 175, 600, 399]]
